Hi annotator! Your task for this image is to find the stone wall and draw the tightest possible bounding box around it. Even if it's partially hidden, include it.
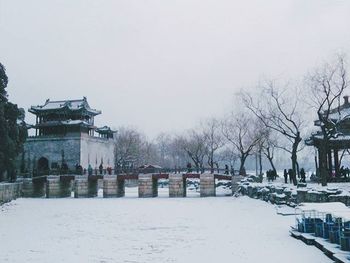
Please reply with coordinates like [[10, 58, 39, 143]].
[[0, 182, 22, 204], [18, 133, 114, 172], [80, 134, 115, 169], [200, 173, 216, 197], [169, 174, 186, 197], [22, 178, 46, 197], [46, 176, 72, 198], [103, 175, 125, 197], [232, 175, 244, 194], [74, 176, 89, 198], [138, 174, 158, 198], [21, 136, 81, 171]]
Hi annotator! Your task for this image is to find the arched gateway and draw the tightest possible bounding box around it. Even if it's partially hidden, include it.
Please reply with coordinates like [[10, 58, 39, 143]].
[[37, 157, 49, 172]]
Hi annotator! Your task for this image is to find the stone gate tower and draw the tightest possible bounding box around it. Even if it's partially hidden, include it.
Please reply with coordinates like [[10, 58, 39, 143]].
[[20, 97, 115, 174]]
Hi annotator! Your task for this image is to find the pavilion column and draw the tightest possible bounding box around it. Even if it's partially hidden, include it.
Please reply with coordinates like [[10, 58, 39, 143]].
[[328, 150, 333, 176], [318, 147, 324, 169], [334, 149, 340, 177]]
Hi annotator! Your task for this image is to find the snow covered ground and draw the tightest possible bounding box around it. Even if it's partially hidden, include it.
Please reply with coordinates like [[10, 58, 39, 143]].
[[0, 188, 332, 263]]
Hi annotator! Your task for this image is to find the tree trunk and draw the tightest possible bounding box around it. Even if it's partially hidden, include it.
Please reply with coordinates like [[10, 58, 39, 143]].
[[258, 148, 262, 178], [296, 161, 300, 178], [291, 138, 301, 186], [209, 152, 214, 174], [239, 155, 247, 176], [319, 142, 328, 186], [267, 156, 277, 175], [334, 149, 340, 177], [315, 154, 319, 177]]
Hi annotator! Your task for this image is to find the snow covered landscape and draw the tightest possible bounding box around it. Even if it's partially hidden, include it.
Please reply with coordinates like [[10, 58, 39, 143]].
[[1, 1, 350, 262], [0, 188, 331, 263]]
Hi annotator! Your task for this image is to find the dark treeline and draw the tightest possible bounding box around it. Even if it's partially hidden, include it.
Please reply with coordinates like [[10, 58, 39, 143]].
[[0, 63, 27, 182]]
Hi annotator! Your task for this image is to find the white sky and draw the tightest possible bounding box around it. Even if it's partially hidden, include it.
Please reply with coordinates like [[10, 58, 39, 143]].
[[1, 0, 350, 138]]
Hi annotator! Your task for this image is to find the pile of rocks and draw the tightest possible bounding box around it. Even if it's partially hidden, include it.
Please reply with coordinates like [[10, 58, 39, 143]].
[[239, 180, 350, 207]]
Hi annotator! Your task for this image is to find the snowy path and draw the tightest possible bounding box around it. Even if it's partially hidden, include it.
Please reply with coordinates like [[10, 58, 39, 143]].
[[0, 190, 331, 263]]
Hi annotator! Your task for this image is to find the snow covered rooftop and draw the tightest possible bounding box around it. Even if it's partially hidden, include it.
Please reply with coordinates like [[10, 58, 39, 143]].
[[320, 96, 350, 123], [139, 164, 162, 169], [96, 125, 117, 134], [328, 107, 350, 122], [29, 97, 101, 116], [35, 120, 93, 127], [308, 133, 350, 141]]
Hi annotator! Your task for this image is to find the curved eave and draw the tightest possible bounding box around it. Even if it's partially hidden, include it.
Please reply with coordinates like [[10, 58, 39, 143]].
[[34, 123, 96, 129], [29, 107, 101, 116], [96, 129, 117, 134]]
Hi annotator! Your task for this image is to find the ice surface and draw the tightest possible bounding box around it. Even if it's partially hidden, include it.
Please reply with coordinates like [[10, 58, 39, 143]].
[[0, 188, 332, 263]]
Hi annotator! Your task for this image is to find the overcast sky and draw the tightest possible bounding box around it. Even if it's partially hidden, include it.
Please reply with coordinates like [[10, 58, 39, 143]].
[[1, 0, 350, 138]]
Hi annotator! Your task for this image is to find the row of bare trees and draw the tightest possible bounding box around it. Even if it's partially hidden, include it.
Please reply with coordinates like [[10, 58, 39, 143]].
[[113, 115, 272, 177], [113, 54, 349, 186]]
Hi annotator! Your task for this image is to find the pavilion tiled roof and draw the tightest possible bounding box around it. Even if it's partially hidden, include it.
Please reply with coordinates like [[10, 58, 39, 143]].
[[29, 97, 101, 116]]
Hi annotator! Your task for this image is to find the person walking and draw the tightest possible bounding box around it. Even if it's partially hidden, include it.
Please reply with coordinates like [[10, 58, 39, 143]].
[[288, 169, 293, 184], [187, 162, 192, 173], [225, 164, 229, 175], [300, 168, 306, 183], [88, 164, 93, 176], [99, 163, 103, 175], [283, 169, 288, 184], [230, 165, 234, 176]]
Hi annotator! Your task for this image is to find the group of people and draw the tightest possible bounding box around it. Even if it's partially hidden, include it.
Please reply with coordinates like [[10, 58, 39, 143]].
[[184, 162, 235, 175], [266, 169, 278, 182], [282, 168, 306, 184], [339, 166, 350, 178], [74, 163, 113, 176], [224, 164, 235, 175]]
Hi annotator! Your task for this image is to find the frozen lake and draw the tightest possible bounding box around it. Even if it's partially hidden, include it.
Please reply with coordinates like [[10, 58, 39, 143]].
[[0, 188, 331, 263]]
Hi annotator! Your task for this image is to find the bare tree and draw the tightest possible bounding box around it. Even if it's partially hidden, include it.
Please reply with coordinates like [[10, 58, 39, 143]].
[[222, 112, 261, 175], [154, 133, 173, 168], [241, 82, 304, 185], [140, 141, 159, 166], [114, 127, 145, 172], [167, 136, 189, 171], [253, 121, 270, 179], [306, 54, 349, 186], [178, 129, 207, 173], [201, 118, 225, 173], [217, 147, 239, 173], [255, 125, 281, 176]]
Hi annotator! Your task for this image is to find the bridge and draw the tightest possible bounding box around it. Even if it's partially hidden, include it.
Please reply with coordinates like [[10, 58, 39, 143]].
[[22, 173, 243, 198]]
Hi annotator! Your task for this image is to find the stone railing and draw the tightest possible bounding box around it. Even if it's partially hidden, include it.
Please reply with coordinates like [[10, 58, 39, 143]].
[[0, 182, 22, 204]]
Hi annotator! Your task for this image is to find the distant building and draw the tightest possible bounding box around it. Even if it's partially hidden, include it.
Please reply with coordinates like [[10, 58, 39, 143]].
[[19, 97, 116, 174], [138, 164, 162, 174]]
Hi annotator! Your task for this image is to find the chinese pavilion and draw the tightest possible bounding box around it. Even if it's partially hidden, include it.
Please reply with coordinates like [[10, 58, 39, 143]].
[[306, 96, 350, 178], [19, 98, 116, 174], [29, 97, 101, 137]]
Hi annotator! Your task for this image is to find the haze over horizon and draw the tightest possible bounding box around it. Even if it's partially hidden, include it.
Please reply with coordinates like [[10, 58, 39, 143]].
[[1, 0, 350, 138]]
